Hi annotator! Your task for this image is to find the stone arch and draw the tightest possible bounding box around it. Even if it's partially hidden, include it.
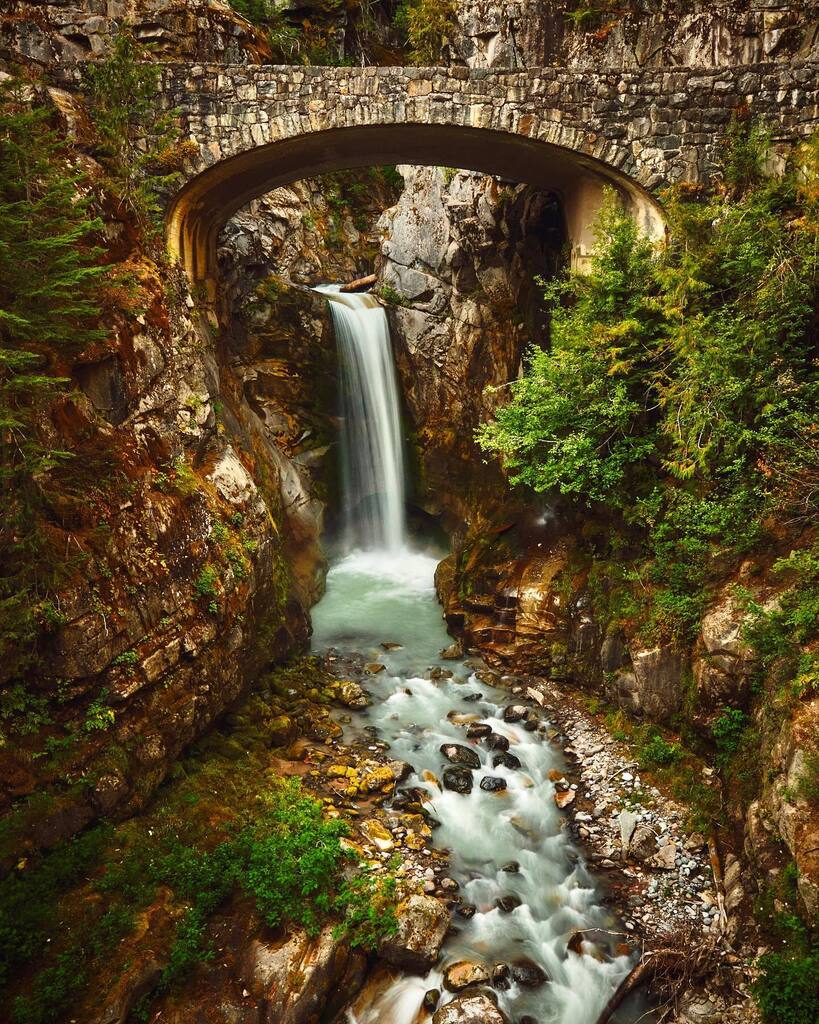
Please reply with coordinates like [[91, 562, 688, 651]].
[[166, 122, 665, 285]]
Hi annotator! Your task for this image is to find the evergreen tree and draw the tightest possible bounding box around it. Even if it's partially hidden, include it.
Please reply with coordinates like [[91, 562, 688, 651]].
[[0, 80, 104, 680]]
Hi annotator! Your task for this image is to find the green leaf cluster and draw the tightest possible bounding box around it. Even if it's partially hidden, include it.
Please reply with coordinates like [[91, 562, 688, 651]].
[[479, 121, 819, 643], [0, 81, 105, 680]]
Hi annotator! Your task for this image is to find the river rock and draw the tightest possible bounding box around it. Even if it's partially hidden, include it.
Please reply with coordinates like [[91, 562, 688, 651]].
[[444, 960, 490, 992], [486, 733, 510, 752], [379, 894, 450, 973], [501, 861, 520, 873], [365, 663, 386, 674], [495, 894, 521, 913], [492, 752, 521, 770], [440, 743, 481, 769], [432, 991, 509, 1024], [503, 705, 527, 723], [360, 818, 394, 852], [424, 989, 441, 1012], [440, 641, 463, 659], [554, 789, 575, 809], [480, 776, 507, 792], [491, 962, 510, 990], [629, 824, 659, 861], [653, 842, 677, 870], [443, 767, 474, 793], [466, 722, 493, 739], [511, 958, 548, 988]]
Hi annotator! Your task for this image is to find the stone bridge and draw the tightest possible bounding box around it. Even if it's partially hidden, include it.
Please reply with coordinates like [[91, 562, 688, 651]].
[[162, 61, 819, 283]]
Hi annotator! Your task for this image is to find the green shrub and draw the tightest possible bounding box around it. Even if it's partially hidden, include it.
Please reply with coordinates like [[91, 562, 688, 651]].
[[394, 0, 457, 64], [711, 707, 748, 764], [753, 950, 819, 1024], [638, 733, 682, 769]]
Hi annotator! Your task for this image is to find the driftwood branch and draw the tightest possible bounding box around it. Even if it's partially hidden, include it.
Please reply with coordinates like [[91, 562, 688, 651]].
[[339, 273, 376, 292]]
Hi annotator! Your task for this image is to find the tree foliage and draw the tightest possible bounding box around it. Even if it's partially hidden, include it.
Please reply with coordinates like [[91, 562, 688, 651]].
[[0, 81, 104, 681], [478, 121, 819, 642]]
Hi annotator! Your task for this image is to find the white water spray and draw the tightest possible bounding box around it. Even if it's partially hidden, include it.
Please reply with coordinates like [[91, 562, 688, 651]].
[[318, 287, 406, 552]]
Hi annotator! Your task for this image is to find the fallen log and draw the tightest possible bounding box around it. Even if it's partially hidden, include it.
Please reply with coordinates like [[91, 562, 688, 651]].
[[593, 949, 685, 1024], [339, 273, 376, 292]]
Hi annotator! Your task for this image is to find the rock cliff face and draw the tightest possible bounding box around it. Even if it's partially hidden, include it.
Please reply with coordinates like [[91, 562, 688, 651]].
[[377, 166, 563, 529], [451, 1, 819, 69]]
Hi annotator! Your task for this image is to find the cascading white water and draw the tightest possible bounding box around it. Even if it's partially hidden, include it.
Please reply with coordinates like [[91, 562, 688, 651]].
[[312, 283, 634, 1024], [311, 552, 636, 1024], [318, 286, 406, 551]]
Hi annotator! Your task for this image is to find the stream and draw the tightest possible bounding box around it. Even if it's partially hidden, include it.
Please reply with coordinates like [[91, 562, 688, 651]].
[[311, 548, 633, 1024], [309, 289, 635, 1023]]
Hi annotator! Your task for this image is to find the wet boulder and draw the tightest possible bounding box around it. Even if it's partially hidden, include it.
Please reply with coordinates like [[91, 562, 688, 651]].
[[379, 894, 450, 973], [480, 776, 507, 793], [495, 894, 521, 913], [491, 962, 510, 990], [486, 733, 510, 752], [432, 991, 509, 1024], [503, 705, 527, 723], [443, 767, 474, 794], [444, 960, 490, 992], [466, 722, 492, 739], [424, 989, 442, 1012], [440, 743, 481, 769], [511, 958, 548, 988], [492, 752, 521, 770]]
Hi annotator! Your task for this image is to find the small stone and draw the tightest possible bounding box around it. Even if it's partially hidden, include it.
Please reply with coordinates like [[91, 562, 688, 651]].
[[423, 989, 441, 1012], [466, 723, 493, 739], [495, 894, 521, 913], [444, 960, 490, 992], [365, 663, 386, 674], [554, 790, 575, 809], [486, 733, 510, 752], [480, 776, 507, 793], [443, 767, 474, 794], [440, 743, 481, 769], [511, 958, 548, 988], [491, 962, 510, 990], [503, 705, 527, 723], [492, 752, 521, 770]]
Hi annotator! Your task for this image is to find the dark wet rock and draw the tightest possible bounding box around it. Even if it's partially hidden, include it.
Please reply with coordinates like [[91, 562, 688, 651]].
[[523, 712, 540, 732], [457, 903, 476, 918], [429, 666, 454, 680], [503, 705, 527, 723], [424, 989, 441, 1012], [511, 959, 548, 988], [495, 894, 521, 913], [444, 960, 490, 992], [466, 722, 493, 739], [462, 692, 483, 702], [486, 733, 510, 752], [443, 767, 474, 794], [480, 776, 507, 792], [491, 962, 511, 990], [518, 1017, 539, 1024], [379, 894, 450, 973], [440, 743, 481, 769], [381, 641, 403, 650], [501, 861, 520, 873], [440, 641, 463, 659], [492, 752, 521, 770]]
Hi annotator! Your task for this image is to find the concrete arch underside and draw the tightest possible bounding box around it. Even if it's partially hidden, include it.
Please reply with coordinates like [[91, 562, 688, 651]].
[[168, 122, 664, 283]]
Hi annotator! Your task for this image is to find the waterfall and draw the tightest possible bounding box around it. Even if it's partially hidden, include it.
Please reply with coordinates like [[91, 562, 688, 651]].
[[318, 287, 406, 552]]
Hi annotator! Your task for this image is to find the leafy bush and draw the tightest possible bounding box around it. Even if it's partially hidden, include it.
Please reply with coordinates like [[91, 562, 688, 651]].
[[638, 733, 682, 769], [753, 950, 819, 1024], [711, 707, 747, 762], [478, 120, 819, 648]]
